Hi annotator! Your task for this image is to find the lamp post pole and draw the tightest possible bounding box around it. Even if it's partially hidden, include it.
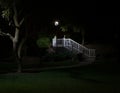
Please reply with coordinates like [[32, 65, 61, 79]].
[[54, 20, 59, 37]]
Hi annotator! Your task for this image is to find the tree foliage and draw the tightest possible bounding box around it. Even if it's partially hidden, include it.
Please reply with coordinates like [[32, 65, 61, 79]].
[[36, 37, 51, 48], [0, 0, 20, 20]]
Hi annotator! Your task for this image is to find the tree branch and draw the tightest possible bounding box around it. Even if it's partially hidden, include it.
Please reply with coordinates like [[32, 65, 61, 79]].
[[13, 3, 19, 27], [19, 17, 24, 26], [0, 30, 14, 41]]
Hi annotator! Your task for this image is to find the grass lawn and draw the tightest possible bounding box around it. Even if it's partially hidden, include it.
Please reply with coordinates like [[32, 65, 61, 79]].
[[0, 61, 120, 93]]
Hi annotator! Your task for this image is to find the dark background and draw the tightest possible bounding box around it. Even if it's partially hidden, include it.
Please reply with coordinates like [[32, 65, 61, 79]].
[[0, 0, 119, 57]]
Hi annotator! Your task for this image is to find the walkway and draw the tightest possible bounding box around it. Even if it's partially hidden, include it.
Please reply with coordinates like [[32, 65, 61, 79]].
[[23, 59, 95, 72]]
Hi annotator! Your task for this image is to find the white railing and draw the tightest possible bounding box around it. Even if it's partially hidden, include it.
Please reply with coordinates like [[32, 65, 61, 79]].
[[52, 36, 96, 57]]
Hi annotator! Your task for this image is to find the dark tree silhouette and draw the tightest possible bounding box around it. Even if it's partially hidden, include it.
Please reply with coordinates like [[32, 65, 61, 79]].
[[0, 0, 30, 72]]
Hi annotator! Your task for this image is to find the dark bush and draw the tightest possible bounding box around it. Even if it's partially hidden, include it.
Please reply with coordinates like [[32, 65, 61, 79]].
[[42, 49, 73, 62], [77, 53, 84, 61]]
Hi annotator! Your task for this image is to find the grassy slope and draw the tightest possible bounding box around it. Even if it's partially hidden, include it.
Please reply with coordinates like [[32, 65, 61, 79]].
[[0, 61, 120, 93]]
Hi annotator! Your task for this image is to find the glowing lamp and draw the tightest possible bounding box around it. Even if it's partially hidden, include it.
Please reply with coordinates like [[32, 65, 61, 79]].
[[54, 21, 59, 26]]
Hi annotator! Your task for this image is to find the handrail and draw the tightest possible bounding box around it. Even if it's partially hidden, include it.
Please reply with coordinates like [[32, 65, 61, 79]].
[[52, 37, 96, 57]]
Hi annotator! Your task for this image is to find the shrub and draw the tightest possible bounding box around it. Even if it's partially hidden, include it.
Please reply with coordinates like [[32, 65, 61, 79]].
[[36, 37, 51, 48]]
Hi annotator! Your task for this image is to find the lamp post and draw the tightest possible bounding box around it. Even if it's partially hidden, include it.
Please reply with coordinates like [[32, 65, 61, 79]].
[[52, 20, 59, 47], [54, 20, 60, 37]]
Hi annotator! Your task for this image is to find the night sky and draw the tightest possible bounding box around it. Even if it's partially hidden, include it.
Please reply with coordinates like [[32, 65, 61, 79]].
[[0, 1, 119, 44], [27, 1, 119, 44]]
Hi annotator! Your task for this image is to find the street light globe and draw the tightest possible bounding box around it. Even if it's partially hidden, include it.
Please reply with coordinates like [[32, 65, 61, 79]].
[[54, 21, 59, 26]]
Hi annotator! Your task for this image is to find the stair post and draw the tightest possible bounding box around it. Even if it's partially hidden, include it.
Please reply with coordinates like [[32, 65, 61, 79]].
[[63, 35, 66, 47], [52, 35, 57, 47]]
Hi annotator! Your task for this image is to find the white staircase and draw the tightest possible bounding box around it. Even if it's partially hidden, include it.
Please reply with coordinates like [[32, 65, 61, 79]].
[[52, 36, 96, 57]]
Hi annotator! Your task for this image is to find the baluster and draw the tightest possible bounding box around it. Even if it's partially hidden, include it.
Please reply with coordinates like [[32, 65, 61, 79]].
[[63, 36, 65, 47]]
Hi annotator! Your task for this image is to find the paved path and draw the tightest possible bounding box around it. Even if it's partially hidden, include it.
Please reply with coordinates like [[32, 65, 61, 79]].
[[23, 59, 95, 72]]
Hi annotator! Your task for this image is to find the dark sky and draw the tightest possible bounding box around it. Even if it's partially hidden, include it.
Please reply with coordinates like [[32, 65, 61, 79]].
[[28, 0, 96, 22], [25, 0, 119, 43], [0, 0, 119, 43], [28, 1, 97, 30]]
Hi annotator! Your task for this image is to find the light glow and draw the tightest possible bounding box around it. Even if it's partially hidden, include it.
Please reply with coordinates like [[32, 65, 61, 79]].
[[54, 21, 59, 26]]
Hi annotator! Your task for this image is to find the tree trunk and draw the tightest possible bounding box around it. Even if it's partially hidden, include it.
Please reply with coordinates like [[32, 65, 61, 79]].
[[82, 36, 85, 45], [81, 29, 85, 45], [13, 40, 22, 73], [16, 58, 22, 73], [13, 4, 23, 73]]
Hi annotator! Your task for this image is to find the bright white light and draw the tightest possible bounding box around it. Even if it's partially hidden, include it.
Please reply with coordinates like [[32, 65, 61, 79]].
[[54, 21, 59, 26]]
